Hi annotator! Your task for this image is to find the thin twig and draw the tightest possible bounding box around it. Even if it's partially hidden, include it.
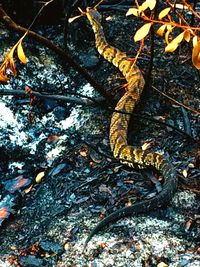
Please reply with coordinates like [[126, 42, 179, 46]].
[[0, 87, 196, 141], [0, 88, 104, 106], [152, 85, 200, 116]]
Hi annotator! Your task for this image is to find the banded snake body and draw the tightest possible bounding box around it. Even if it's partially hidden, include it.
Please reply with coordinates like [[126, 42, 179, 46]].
[[84, 7, 178, 248]]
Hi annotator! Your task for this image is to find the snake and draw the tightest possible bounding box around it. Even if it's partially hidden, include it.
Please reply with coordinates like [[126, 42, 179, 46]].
[[84, 7, 178, 248]]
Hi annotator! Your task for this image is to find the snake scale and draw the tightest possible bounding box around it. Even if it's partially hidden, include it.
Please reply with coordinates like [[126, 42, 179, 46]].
[[84, 7, 178, 248]]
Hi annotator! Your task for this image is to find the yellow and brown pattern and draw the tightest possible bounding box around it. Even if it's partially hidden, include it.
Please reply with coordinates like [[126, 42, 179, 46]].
[[84, 7, 178, 248]]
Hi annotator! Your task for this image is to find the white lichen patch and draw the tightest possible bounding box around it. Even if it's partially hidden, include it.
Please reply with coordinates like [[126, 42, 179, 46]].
[[172, 191, 197, 209], [0, 82, 102, 169]]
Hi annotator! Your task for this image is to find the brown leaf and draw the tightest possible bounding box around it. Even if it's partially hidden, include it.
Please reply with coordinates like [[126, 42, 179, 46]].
[[0, 71, 9, 84], [47, 135, 60, 143], [79, 146, 89, 157], [184, 30, 191, 42], [134, 22, 152, 42], [0, 207, 10, 220]]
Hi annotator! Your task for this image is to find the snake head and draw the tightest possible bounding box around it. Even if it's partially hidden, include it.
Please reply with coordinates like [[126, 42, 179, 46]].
[[86, 7, 102, 23]]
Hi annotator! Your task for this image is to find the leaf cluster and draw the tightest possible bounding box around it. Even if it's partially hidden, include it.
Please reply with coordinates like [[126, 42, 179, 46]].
[[127, 0, 200, 69], [0, 35, 27, 84]]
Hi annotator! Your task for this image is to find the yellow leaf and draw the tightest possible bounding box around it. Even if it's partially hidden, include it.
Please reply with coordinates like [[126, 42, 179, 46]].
[[165, 32, 184, 52], [35, 171, 45, 183], [134, 23, 152, 42], [140, 1, 149, 12], [146, 0, 156, 10], [193, 36, 198, 47], [156, 24, 167, 36], [184, 30, 191, 42], [17, 40, 27, 64], [158, 7, 171, 19], [192, 40, 200, 69], [126, 8, 139, 17], [165, 25, 173, 44]]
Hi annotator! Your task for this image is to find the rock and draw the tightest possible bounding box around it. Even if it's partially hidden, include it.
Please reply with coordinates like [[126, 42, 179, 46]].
[[19, 256, 44, 267], [53, 106, 68, 121], [39, 240, 63, 255]]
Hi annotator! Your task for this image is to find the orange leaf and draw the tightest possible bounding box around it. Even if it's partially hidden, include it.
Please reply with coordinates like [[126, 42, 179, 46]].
[[193, 36, 198, 47], [0, 207, 9, 220], [9, 57, 17, 77], [17, 40, 27, 64], [158, 7, 171, 19], [192, 40, 200, 69], [184, 30, 191, 42], [126, 8, 139, 17], [0, 71, 9, 84], [165, 32, 184, 52], [134, 23, 152, 42], [156, 24, 167, 36]]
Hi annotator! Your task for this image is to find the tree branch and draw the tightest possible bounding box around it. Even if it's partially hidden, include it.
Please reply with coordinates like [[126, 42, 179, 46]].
[[0, 5, 114, 105]]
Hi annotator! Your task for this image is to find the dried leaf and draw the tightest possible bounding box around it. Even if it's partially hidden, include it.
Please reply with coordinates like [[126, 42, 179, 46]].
[[185, 219, 194, 231], [157, 262, 168, 267], [126, 8, 139, 17], [158, 7, 171, 19], [47, 135, 60, 143], [17, 40, 27, 64], [0, 207, 10, 221], [184, 30, 191, 42], [142, 142, 152, 150], [68, 15, 82, 23], [182, 169, 188, 178], [192, 39, 200, 69], [35, 171, 45, 183], [173, 3, 188, 10], [8, 57, 17, 77], [134, 22, 152, 42], [165, 32, 184, 52], [156, 24, 167, 36], [4, 176, 31, 193], [80, 146, 89, 157], [0, 71, 9, 84]]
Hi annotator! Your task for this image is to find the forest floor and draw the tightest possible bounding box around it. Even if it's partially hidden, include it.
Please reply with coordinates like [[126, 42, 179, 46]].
[[0, 5, 200, 267]]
